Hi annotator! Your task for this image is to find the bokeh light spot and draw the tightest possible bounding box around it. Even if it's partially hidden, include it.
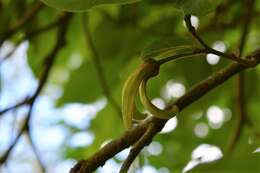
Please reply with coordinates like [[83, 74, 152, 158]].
[[194, 122, 209, 138], [207, 105, 225, 129], [147, 141, 163, 156], [161, 117, 178, 133], [206, 41, 226, 65]]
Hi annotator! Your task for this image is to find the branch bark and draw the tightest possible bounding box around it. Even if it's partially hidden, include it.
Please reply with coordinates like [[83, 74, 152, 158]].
[[0, 13, 72, 116], [70, 49, 260, 173], [119, 120, 165, 173], [227, 0, 255, 154], [184, 15, 257, 67], [0, 13, 70, 64], [0, 13, 72, 167], [0, 1, 44, 46], [69, 118, 154, 173]]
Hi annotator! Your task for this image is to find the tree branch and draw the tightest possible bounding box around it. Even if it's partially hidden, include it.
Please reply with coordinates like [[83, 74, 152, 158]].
[[0, 13, 72, 116], [0, 13, 72, 167], [70, 48, 260, 172], [0, 104, 33, 165], [0, 1, 44, 46], [0, 13, 70, 65], [25, 128, 46, 173], [69, 118, 154, 173], [184, 14, 257, 67], [119, 120, 165, 173], [227, 73, 247, 154], [227, 0, 255, 154], [0, 98, 30, 116]]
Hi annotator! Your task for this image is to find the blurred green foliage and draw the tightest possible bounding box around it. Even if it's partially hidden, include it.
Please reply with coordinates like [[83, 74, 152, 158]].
[[1, 0, 260, 172]]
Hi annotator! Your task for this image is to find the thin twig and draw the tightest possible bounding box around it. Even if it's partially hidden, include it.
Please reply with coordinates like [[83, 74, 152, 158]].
[[184, 14, 257, 67], [0, 13, 71, 166], [82, 14, 122, 117], [119, 126, 154, 173], [0, 105, 33, 165], [0, 1, 44, 46], [70, 49, 260, 173], [119, 120, 165, 173], [227, 0, 255, 154], [227, 73, 246, 154], [0, 13, 72, 117], [198, 0, 240, 33], [0, 44, 19, 64], [0, 13, 69, 65], [25, 128, 46, 173], [0, 98, 31, 116], [26, 13, 68, 39]]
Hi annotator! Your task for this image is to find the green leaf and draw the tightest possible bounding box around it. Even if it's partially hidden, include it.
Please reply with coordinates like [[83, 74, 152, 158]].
[[27, 29, 57, 76], [26, 8, 61, 76], [172, 0, 223, 16], [57, 60, 103, 105], [57, 14, 153, 105], [40, 0, 140, 12]]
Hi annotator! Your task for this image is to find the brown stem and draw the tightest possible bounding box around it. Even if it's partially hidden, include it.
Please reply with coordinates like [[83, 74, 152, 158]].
[[226, 0, 255, 154], [119, 120, 165, 173], [0, 13, 69, 65], [69, 118, 154, 173], [227, 73, 246, 154], [0, 14, 72, 166], [70, 49, 260, 173], [82, 14, 122, 117], [0, 1, 44, 46], [184, 14, 257, 67], [26, 129, 46, 173], [0, 98, 30, 116]]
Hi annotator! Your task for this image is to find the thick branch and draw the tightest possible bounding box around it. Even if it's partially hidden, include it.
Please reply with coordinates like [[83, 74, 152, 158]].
[[69, 118, 154, 173], [70, 49, 260, 173], [171, 63, 247, 111]]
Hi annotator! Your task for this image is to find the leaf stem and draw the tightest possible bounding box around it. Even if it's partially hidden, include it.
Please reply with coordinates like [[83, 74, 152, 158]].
[[82, 14, 122, 118], [158, 48, 205, 65], [0, 1, 44, 46]]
